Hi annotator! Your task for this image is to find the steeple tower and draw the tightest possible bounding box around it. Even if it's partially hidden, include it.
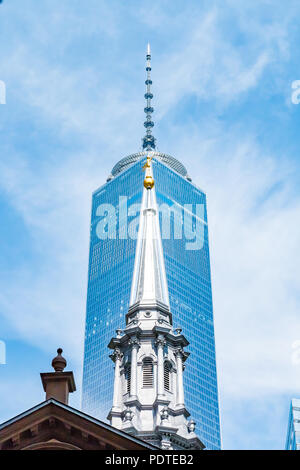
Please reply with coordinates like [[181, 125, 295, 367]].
[[143, 44, 156, 151], [129, 156, 169, 310], [107, 156, 204, 450]]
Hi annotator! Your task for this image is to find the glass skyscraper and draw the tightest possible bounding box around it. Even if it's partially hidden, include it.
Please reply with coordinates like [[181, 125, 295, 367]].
[[286, 399, 300, 450], [82, 46, 221, 450]]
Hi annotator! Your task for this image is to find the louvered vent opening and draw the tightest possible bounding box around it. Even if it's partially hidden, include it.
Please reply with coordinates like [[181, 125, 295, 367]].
[[142, 358, 154, 388], [164, 362, 171, 391], [125, 366, 131, 394]]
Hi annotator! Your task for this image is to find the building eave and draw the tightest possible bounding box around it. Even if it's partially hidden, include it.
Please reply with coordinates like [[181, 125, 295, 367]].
[[0, 399, 159, 450]]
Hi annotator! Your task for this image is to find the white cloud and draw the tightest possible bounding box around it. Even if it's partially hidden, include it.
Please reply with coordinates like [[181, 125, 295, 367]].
[[174, 128, 300, 402], [0, 0, 300, 449], [154, 3, 293, 115]]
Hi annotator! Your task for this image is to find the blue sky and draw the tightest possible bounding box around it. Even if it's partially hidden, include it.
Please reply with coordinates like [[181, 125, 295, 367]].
[[0, 0, 300, 450]]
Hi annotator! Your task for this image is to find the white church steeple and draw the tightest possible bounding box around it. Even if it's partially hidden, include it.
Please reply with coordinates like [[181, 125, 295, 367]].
[[129, 155, 169, 309], [107, 153, 204, 450]]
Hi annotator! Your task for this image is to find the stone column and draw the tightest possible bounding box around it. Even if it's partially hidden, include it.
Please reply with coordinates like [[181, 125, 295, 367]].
[[112, 348, 123, 409], [156, 335, 165, 397], [130, 337, 139, 397], [175, 348, 185, 407]]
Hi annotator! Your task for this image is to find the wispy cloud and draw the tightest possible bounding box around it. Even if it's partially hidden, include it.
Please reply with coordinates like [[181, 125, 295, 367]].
[[0, 0, 299, 449]]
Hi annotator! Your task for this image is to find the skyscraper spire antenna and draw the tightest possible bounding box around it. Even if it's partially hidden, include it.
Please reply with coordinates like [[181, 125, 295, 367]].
[[143, 43, 156, 151]]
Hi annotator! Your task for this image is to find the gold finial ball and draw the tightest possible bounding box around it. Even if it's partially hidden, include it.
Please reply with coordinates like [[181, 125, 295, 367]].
[[143, 155, 154, 189], [144, 175, 154, 189]]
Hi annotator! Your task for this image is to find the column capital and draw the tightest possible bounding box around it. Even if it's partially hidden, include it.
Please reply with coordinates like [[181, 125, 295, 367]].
[[111, 348, 123, 362], [129, 337, 140, 349], [155, 335, 166, 348], [123, 406, 134, 422], [174, 347, 184, 358]]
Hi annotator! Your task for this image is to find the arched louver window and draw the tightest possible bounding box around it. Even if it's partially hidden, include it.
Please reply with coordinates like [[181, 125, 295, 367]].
[[124, 365, 131, 394], [142, 358, 154, 388], [164, 361, 171, 391]]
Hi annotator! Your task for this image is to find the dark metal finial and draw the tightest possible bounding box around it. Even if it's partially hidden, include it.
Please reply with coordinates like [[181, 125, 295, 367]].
[[52, 348, 67, 372]]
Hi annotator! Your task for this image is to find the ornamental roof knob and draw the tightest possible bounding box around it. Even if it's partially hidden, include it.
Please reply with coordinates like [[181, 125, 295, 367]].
[[188, 419, 196, 433], [51, 348, 67, 372]]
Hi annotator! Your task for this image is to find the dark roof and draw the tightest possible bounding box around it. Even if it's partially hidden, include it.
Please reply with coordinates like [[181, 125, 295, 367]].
[[0, 398, 158, 450]]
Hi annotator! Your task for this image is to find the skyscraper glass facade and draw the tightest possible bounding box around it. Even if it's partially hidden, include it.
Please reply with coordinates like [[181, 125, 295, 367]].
[[82, 155, 221, 450], [286, 399, 300, 450]]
